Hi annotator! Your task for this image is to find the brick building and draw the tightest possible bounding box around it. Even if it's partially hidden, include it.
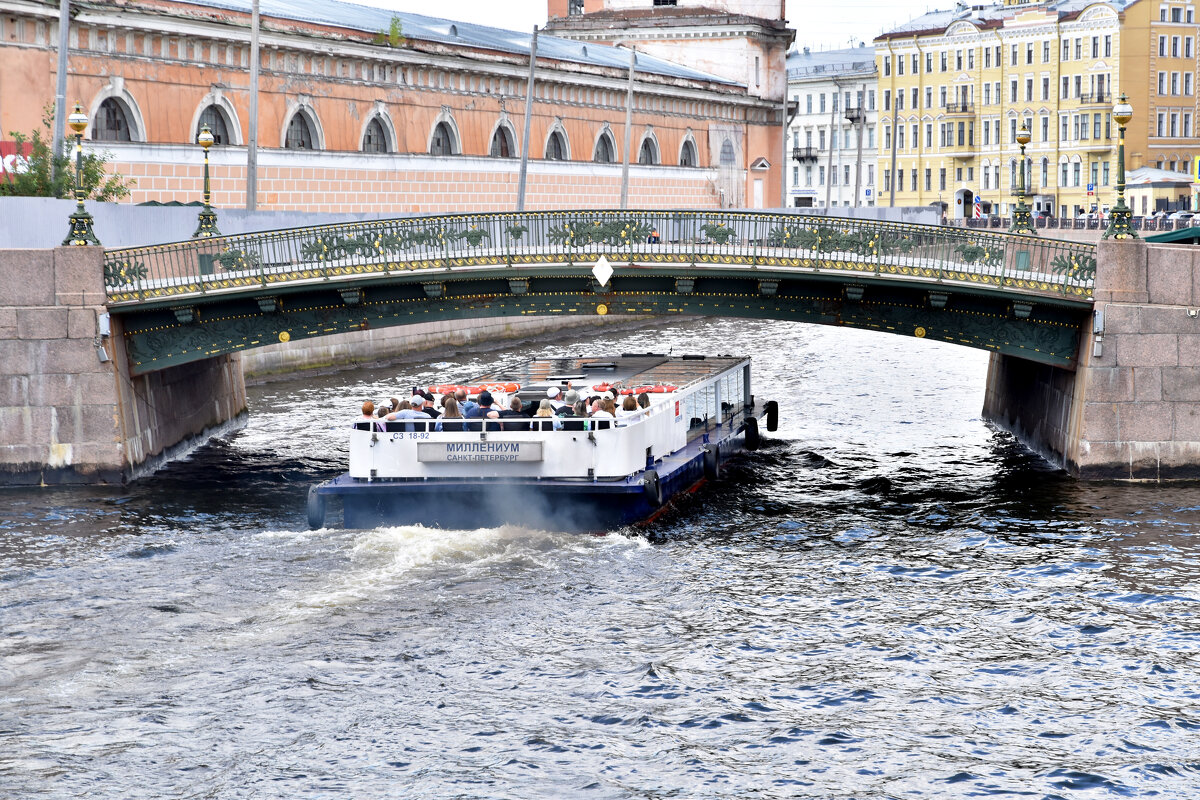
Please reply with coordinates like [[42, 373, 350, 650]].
[[1, 0, 791, 213]]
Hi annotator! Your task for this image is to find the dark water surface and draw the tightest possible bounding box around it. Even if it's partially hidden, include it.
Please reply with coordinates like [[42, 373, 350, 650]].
[[4, 319, 1200, 799]]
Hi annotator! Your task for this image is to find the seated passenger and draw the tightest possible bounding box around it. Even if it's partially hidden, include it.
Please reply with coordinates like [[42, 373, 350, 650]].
[[616, 395, 641, 425], [590, 397, 615, 429], [465, 390, 502, 431], [561, 399, 587, 431], [386, 399, 428, 432], [546, 386, 566, 413], [357, 400, 376, 424], [637, 392, 651, 410], [556, 389, 580, 416], [454, 388, 478, 417], [498, 396, 529, 431], [436, 397, 466, 431], [532, 399, 560, 431]]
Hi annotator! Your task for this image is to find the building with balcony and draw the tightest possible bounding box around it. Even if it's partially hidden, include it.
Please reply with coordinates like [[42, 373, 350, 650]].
[[785, 45, 878, 208], [874, 0, 1200, 220]]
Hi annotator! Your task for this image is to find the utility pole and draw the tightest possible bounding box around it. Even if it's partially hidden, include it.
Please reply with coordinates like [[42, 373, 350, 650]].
[[246, 0, 260, 210], [823, 80, 837, 213], [851, 84, 865, 207], [51, 0, 70, 183], [619, 46, 636, 209], [516, 25, 539, 212]]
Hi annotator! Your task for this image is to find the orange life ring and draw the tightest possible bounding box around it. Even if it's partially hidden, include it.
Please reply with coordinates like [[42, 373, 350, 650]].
[[429, 384, 459, 396], [593, 383, 614, 393], [485, 382, 521, 394]]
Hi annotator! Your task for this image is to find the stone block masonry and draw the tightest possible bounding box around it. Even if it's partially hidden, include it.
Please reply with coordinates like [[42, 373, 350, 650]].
[[0, 247, 246, 485], [985, 239, 1200, 481]]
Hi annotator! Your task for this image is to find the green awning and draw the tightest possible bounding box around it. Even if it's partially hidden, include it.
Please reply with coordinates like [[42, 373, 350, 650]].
[[1146, 226, 1200, 244]]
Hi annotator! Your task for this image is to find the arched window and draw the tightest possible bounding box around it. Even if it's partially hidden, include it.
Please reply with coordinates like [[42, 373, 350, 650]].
[[196, 104, 231, 145], [545, 130, 566, 160], [430, 121, 457, 156], [362, 117, 388, 153], [1041, 157, 1049, 188], [95, 98, 133, 141], [638, 138, 658, 165], [719, 138, 735, 166], [594, 132, 615, 163], [679, 140, 697, 167], [285, 112, 315, 149], [490, 126, 515, 158]]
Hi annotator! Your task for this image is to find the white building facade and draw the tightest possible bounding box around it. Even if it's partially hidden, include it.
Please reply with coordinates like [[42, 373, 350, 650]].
[[786, 45, 879, 209]]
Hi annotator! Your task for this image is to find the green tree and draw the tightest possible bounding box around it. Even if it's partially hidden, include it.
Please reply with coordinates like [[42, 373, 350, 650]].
[[0, 106, 135, 201], [373, 16, 405, 47]]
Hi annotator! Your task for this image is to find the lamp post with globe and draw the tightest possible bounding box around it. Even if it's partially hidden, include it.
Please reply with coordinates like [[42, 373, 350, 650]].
[[1103, 94, 1136, 240], [192, 123, 221, 238], [62, 103, 100, 246], [1009, 122, 1035, 235]]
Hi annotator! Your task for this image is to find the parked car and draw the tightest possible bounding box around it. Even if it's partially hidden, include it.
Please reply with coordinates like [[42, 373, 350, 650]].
[[1167, 210, 1195, 221]]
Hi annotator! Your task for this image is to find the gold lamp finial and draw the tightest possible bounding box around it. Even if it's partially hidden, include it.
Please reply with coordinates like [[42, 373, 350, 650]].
[[66, 103, 88, 136], [197, 124, 215, 148], [1113, 94, 1133, 126]]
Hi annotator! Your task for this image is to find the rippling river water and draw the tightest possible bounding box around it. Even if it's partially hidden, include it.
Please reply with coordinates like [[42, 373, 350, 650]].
[[4, 318, 1200, 799]]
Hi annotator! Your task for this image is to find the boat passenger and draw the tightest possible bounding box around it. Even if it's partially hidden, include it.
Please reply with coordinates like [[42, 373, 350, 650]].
[[637, 392, 651, 409], [546, 386, 566, 412], [532, 399, 560, 431], [590, 397, 615, 429], [387, 399, 429, 432], [556, 389, 580, 416], [560, 399, 587, 431], [498, 396, 529, 431], [465, 390, 501, 431], [359, 400, 375, 421], [616, 395, 641, 425], [454, 388, 479, 417], [436, 397, 466, 432], [413, 390, 440, 419]]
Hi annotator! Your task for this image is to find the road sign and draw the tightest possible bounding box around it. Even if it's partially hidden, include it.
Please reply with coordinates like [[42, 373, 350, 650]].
[[865, 188, 873, 197], [1087, 183, 1094, 191]]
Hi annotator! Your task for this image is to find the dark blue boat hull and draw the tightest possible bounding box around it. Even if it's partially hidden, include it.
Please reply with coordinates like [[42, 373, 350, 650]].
[[312, 418, 758, 532]]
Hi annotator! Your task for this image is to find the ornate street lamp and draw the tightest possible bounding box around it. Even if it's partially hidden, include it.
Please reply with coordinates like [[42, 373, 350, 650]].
[[1103, 94, 1137, 239], [1009, 122, 1035, 235], [192, 123, 221, 238], [62, 103, 100, 246]]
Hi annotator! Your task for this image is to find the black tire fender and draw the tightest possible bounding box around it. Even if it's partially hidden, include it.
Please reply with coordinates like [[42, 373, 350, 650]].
[[307, 485, 327, 530], [744, 416, 761, 451], [764, 400, 779, 432], [643, 469, 663, 506], [703, 444, 720, 480]]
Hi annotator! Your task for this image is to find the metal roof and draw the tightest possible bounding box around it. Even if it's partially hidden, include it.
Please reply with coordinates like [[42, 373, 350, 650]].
[[878, 0, 1129, 40], [787, 45, 877, 78], [167, 0, 740, 86]]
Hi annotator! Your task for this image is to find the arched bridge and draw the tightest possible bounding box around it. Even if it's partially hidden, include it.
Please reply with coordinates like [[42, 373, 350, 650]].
[[101, 210, 1098, 375]]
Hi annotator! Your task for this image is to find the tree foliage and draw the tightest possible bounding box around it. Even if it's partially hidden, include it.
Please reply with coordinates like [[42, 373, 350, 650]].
[[0, 106, 135, 202], [373, 16, 405, 47]]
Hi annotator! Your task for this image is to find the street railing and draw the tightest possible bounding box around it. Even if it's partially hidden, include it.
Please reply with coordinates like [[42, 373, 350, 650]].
[[101, 210, 1098, 305]]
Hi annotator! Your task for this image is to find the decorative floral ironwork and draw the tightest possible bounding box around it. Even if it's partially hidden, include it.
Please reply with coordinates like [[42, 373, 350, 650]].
[[700, 222, 736, 245], [215, 247, 262, 271], [104, 258, 147, 287]]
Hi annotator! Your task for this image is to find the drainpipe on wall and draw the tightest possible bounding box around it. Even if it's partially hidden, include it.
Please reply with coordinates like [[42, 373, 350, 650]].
[[825, 78, 838, 213]]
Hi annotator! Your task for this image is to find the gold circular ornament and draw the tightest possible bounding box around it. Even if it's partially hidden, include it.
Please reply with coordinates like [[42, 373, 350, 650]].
[[278, 331, 291, 343], [596, 304, 609, 316], [914, 327, 926, 338]]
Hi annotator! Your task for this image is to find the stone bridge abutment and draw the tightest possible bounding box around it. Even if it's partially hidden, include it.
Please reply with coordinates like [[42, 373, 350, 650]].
[[1, 247, 245, 485], [984, 239, 1200, 480]]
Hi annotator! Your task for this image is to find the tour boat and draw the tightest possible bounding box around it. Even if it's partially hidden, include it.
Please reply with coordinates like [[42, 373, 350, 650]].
[[306, 354, 777, 531]]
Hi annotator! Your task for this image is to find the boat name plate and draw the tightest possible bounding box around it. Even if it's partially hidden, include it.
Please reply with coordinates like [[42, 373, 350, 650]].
[[417, 441, 544, 463]]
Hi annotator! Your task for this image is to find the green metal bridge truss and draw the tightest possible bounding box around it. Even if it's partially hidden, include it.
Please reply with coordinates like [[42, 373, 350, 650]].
[[102, 210, 1097, 375]]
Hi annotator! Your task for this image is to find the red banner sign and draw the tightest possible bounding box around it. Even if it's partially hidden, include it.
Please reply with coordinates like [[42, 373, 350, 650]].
[[0, 141, 34, 176]]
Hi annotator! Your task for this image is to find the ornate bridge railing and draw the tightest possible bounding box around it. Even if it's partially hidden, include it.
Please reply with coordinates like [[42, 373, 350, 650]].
[[102, 210, 1097, 306]]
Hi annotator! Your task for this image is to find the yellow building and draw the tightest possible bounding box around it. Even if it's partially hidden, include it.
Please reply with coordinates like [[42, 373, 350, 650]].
[[875, 0, 1198, 221]]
